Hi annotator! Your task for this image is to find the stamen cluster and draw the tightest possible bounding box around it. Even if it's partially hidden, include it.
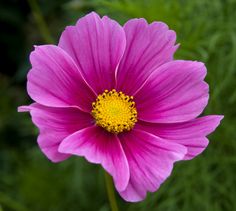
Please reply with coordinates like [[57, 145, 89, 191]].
[[91, 89, 137, 134]]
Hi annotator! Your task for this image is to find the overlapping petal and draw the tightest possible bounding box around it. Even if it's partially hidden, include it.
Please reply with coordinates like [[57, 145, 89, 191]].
[[118, 129, 186, 202], [59, 12, 126, 94], [135, 60, 209, 123], [27, 45, 96, 112], [59, 126, 130, 191], [18, 103, 93, 162], [116, 18, 178, 95], [136, 115, 223, 160]]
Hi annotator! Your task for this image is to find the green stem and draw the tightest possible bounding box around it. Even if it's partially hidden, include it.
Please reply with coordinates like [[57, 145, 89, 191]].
[[104, 171, 119, 211], [27, 0, 55, 43]]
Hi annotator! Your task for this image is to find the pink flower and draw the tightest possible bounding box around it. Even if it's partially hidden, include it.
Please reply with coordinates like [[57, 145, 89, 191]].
[[18, 12, 223, 202]]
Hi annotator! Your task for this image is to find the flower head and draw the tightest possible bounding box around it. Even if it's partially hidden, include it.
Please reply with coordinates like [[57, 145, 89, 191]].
[[18, 12, 223, 202]]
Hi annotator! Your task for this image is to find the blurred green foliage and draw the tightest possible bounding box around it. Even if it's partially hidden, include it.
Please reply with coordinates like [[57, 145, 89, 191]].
[[0, 0, 236, 210]]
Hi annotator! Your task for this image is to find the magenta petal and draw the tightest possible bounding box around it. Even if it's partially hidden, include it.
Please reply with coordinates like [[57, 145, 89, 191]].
[[18, 103, 93, 162], [135, 60, 209, 123], [58, 126, 130, 191], [118, 129, 186, 202], [27, 45, 96, 112], [59, 12, 126, 94], [37, 133, 71, 162], [116, 18, 177, 95], [136, 115, 223, 160]]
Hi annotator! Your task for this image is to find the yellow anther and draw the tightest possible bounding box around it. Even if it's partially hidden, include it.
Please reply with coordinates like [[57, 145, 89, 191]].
[[91, 89, 138, 134]]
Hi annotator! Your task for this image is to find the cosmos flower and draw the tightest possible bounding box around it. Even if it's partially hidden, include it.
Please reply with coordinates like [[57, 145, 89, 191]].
[[18, 12, 223, 202]]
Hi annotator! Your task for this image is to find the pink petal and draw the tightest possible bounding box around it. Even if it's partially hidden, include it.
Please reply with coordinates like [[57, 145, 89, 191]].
[[58, 126, 130, 191], [18, 103, 93, 162], [136, 115, 223, 160], [118, 129, 186, 202], [27, 45, 96, 112], [59, 12, 126, 94], [116, 18, 178, 95], [37, 134, 71, 162], [135, 60, 209, 123]]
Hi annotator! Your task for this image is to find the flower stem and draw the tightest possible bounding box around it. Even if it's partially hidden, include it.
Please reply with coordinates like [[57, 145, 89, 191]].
[[104, 171, 119, 211], [27, 0, 55, 43]]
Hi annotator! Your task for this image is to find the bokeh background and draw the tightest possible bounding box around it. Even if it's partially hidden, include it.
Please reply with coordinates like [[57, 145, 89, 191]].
[[1, 0, 235, 210]]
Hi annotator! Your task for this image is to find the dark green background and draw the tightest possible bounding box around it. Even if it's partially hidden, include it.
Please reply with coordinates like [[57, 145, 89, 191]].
[[1, 0, 235, 210]]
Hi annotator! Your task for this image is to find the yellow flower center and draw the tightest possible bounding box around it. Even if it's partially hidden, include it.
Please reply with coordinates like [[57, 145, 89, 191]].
[[91, 89, 137, 134]]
